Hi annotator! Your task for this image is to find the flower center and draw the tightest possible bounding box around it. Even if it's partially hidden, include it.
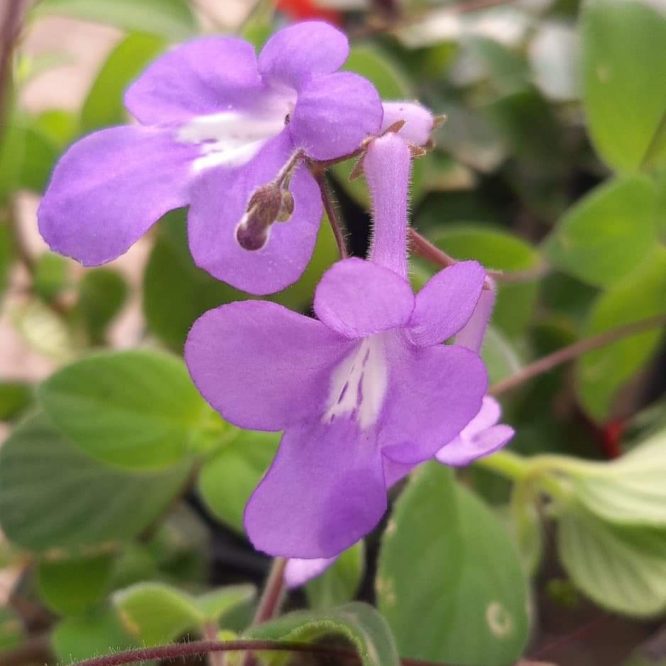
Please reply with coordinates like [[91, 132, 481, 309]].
[[177, 93, 295, 173], [323, 336, 388, 431]]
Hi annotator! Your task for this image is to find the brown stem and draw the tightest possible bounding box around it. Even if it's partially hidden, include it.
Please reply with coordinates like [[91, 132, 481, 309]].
[[252, 557, 287, 625], [408, 228, 547, 283], [45, 638, 553, 666], [0, 0, 29, 135], [203, 622, 225, 666], [490, 313, 666, 396], [312, 167, 348, 259]]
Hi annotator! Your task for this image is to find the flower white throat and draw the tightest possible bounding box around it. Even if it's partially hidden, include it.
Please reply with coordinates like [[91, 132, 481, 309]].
[[324, 336, 388, 430]]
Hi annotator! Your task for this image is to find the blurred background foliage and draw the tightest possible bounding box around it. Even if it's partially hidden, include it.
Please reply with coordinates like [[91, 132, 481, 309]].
[[0, 0, 665, 665]]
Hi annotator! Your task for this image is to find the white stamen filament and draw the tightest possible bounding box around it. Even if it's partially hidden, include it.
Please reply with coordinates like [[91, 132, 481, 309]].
[[324, 337, 388, 430]]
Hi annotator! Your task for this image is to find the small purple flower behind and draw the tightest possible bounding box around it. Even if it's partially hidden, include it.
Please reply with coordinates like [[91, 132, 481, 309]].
[[38, 22, 382, 295], [436, 396, 515, 467]]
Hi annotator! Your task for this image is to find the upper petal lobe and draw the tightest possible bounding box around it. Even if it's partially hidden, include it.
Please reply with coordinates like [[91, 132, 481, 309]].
[[245, 419, 387, 558], [185, 300, 351, 432], [258, 21, 349, 89], [38, 126, 196, 266], [289, 72, 382, 160], [125, 37, 262, 125], [314, 258, 414, 339], [407, 261, 486, 347]]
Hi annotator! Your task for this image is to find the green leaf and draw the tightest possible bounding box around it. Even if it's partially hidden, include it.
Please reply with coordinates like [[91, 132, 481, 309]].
[[558, 503, 666, 617], [576, 248, 666, 421], [571, 429, 666, 527], [77, 268, 129, 344], [143, 211, 251, 351], [0, 415, 191, 552], [377, 464, 529, 666], [344, 46, 412, 99], [34, 253, 69, 302], [306, 542, 365, 610], [0, 381, 33, 421], [545, 175, 659, 287], [36, 0, 197, 39], [113, 582, 201, 645], [198, 430, 279, 534], [581, 0, 666, 172], [38, 349, 214, 469], [81, 33, 166, 132], [17, 124, 59, 193], [428, 226, 541, 338], [246, 602, 400, 666], [37, 552, 115, 615], [52, 608, 136, 664], [196, 585, 256, 623], [113, 582, 255, 646]]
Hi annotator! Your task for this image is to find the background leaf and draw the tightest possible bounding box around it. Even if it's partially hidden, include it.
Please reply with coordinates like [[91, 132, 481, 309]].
[[377, 464, 529, 666], [546, 175, 660, 287], [36, 0, 197, 39], [0, 415, 191, 552], [38, 349, 215, 469], [246, 602, 401, 666], [581, 0, 666, 172]]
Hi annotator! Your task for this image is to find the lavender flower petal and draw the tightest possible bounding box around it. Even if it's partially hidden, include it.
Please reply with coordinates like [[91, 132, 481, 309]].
[[245, 419, 387, 558], [289, 72, 382, 160], [407, 261, 486, 347], [381, 101, 434, 146], [314, 258, 414, 339], [185, 300, 351, 432], [125, 37, 262, 125], [455, 278, 497, 353], [38, 126, 196, 266], [381, 344, 487, 464], [187, 132, 323, 294], [258, 21, 349, 89]]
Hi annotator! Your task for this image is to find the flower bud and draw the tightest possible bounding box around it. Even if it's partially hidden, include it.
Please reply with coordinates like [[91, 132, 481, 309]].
[[236, 184, 294, 251]]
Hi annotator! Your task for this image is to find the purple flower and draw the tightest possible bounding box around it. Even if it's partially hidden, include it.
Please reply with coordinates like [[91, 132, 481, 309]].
[[436, 396, 514, 466], [185, 132, 488, 558], [38, 22, 382, 295]]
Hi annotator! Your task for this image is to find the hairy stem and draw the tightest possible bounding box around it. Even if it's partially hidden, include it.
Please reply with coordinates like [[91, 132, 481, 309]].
[[490, 313, 666, 396], [312, 167, 349, 259], [408, 228, 547, 283], [252, 557, 287, 625], [67, 639, 446, 666]]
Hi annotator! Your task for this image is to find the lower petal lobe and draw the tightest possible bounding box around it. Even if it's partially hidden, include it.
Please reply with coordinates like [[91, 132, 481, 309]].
[[185, 300, 350, 432], [38, 126, 195, 266], [245, 419, 387, 558]]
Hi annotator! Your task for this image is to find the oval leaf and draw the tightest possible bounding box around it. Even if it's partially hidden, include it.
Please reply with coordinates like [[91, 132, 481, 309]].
[[377, 464, 529, 666], [0, 415, 191, 552], [38, 349, 214, 470]]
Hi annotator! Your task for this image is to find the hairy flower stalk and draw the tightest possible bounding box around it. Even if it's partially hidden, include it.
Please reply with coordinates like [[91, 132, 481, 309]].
[[38, 22, 382, 294]]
